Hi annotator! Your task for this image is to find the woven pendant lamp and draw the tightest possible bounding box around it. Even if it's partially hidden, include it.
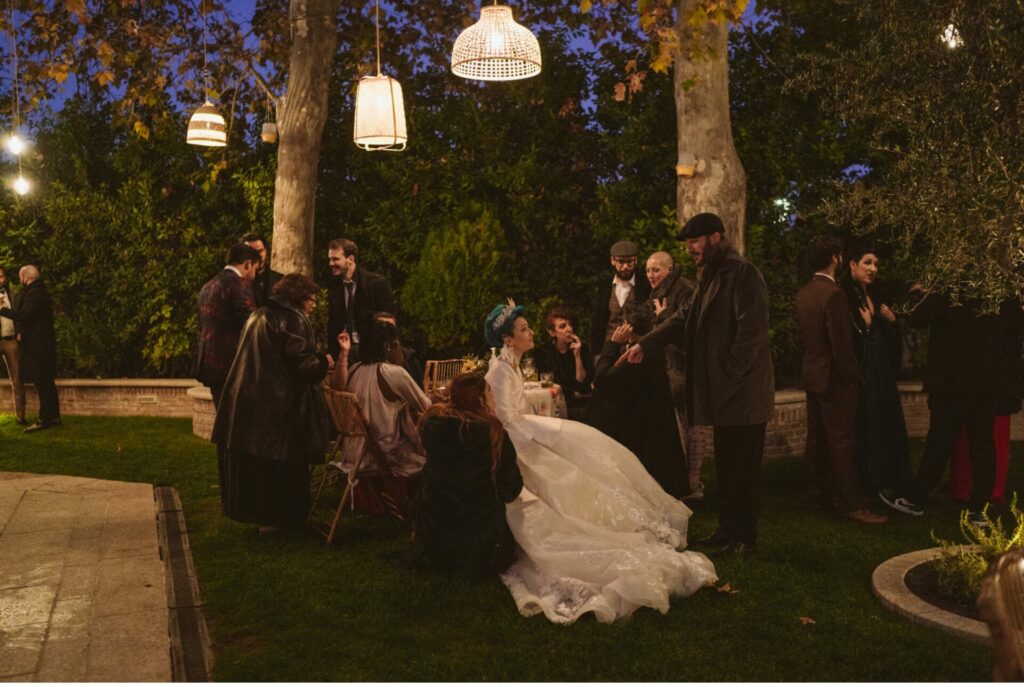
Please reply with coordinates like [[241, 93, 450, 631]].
[[187, 102, 228, 147], [187, 1, 227, 148], [354, 0, 407, 151], [451, 2, 541, 81]]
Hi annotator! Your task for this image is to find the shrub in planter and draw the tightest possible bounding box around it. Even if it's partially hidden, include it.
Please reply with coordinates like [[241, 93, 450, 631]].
[[931, 496, 1024, 605]]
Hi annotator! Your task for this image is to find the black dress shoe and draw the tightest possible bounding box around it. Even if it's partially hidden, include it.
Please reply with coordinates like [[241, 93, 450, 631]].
[[718, 541, 756, 556], [693, 530, 733, 548], [14, 418, 28, 426]]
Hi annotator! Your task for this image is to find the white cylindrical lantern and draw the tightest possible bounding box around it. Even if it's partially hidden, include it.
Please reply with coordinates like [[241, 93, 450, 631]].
[[261, 122, 278, 144], [353, 75, 407, 152], [451, 5, 541, 81], [187, 101, 227, 147]]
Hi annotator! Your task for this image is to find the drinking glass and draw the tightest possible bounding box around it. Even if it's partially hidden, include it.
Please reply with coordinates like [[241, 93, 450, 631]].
[[522, 358, 537, 382]]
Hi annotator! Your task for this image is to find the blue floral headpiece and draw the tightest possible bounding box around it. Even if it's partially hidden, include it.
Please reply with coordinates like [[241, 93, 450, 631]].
[[484, 298, 525, 348]]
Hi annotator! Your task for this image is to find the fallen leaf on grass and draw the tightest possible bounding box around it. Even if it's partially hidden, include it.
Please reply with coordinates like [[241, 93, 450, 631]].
[[798, 616, 816, 625], [716, 582, 739, 594]]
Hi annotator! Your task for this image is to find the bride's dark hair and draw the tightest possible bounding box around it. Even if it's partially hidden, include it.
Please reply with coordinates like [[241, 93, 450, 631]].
[[419, 372, 504, 476]]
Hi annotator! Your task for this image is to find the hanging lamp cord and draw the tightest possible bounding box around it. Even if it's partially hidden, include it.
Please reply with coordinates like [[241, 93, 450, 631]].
[[374, 0, 381, 76], [8, 0, 22, 176], [202, 0, 209, 101]]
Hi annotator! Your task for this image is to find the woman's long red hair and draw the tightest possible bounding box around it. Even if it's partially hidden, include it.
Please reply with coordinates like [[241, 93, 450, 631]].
[[419, 372, 504, 476]]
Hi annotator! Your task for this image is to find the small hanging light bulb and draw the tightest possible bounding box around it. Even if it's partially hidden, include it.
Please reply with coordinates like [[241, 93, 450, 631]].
[[6, 134, 25, 155], [12, 175, 30, 195]]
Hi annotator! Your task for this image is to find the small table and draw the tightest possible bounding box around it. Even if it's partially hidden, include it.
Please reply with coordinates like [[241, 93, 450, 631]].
[[524, 382, 568, 419]]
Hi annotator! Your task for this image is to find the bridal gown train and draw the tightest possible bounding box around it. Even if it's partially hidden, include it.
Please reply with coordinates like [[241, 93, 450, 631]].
[[486, 349, 717, 624]]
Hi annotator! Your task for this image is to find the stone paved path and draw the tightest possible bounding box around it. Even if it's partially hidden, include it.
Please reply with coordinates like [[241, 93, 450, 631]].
[[0, 472, 171, 681]]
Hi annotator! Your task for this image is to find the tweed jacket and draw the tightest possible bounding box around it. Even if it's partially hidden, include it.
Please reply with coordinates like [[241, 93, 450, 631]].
[[195, 268, 256, 387]]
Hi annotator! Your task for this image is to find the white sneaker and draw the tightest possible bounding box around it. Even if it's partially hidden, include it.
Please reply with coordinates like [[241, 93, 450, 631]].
[[879, 490, 924, 516]]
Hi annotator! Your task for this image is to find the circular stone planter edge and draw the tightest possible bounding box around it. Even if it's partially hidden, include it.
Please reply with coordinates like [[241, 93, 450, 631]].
[[872, 546, 989, 645]]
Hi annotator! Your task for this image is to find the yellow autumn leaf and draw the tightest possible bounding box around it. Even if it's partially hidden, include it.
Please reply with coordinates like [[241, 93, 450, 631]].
[[95, 70, 115, 86], [50, 63, 70, 84], [650, 45, 674, 74], [133, 120, 150, 140], [613, 82, 626, 102], [580, 0, 592, 13], [96, 40, 115, 67], [65, 0, 86, 13]]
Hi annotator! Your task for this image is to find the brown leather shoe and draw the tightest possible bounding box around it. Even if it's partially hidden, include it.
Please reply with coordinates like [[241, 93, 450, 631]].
[[846, 508, 888, 525]]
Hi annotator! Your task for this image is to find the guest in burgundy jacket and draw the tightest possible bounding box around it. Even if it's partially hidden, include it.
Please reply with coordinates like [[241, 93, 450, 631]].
[[195, 243, 260, 407]]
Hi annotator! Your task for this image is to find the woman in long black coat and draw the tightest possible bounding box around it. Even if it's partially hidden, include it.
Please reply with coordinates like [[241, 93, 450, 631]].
[[211, 273, 330, 531], [410, 372, 523, 577], [589, 302, 687, 498], [843, 245, 912, 501]]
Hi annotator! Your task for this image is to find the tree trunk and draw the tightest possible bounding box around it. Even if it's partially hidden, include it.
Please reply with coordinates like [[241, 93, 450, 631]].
[[270, 0, 340, 276], [674, 0, 747, 254]]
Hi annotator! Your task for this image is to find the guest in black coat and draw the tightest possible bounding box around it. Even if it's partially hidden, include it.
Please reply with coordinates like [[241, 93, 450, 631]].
[[410, 372, 523, 577], [590, 302, 686, 498], [589, 240, 651, 358], [0, 265, 60, 432], [841, 245, 912, 502], [211, 273, 331, 532], [242, 233, 284, 308], [882, 287, 1020, 519], [533, 306, 593, 422], [327, 238, 397, 362]]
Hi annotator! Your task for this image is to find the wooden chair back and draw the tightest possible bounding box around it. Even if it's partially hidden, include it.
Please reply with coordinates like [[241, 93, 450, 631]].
[[422, 359, 465, 396], [979, 546, 1024, 681], [310, 386, 408, 545]]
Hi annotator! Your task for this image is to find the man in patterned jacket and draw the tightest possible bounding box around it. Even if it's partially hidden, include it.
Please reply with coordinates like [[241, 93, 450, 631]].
[[196, 243, 260, 407]]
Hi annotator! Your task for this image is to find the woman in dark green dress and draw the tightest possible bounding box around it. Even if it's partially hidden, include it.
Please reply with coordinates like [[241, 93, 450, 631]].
[[410, 372, 523, 577]]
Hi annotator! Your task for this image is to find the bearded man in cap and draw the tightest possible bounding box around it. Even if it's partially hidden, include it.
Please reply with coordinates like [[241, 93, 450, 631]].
[[619, 212, 774, 555], [589, 240, 651, 357]]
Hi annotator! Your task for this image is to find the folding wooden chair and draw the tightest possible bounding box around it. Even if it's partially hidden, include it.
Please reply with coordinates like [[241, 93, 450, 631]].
[[422, 359, 465, 397], [979, 546, 1024, 681], [310, 387, 408, 546]]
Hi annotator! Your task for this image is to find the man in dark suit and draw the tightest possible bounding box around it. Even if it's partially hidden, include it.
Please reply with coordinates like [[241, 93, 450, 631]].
[[196, 243, 260, 407], [242, 233, 283, 308], [621, 213, 775, 555], [327, 238, 397, 362], [0, 265, 60, 432], [589, 240, 651, 358], [794, 235, 886, 525]]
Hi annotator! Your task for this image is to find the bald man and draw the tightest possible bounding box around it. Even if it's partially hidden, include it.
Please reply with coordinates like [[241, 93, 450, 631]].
[[646, 251, 703, 499], [0, 265, 61, 431]]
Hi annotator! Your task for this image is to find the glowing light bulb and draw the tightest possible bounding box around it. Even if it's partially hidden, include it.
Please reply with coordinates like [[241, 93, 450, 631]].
[[6, 135, 25, 156], [942, 24, 962, 49], [12, 176, 31, 195]]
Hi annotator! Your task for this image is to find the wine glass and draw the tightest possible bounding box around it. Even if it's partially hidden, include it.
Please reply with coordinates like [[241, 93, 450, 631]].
[[522, 358, 537, 382]]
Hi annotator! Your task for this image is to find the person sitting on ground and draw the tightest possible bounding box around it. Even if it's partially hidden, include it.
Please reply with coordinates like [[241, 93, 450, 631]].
[[532, 306, 593, 422], [331, 316, 431, 478], [407, 372, 523, 577], [211, 273, 330, 533]]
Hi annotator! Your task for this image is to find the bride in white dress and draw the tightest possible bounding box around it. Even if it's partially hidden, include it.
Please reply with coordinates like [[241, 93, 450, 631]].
[[483, 301, 717, 624]]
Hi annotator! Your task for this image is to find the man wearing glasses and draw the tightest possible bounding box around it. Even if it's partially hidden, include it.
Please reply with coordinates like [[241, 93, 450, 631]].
[[589, 240, 651, 360]]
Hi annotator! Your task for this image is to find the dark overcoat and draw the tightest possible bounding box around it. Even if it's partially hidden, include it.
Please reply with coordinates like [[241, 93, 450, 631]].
[[195, 269, 256, 386], [250, 268, 284, 308], [327, 266, 397, 359], [211, 298, 330, 463], [651, 267, 696, 408], [0, 280, 57, 383], [641, 238, 775, 427]]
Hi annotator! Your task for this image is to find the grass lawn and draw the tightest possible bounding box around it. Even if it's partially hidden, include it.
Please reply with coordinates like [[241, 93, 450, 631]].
[[0, 414, 1009, 681]]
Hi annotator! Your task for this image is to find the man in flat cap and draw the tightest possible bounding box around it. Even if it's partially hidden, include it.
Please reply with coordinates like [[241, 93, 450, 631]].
[[589, 240, 651, 358], [619, 212, 774, 555]]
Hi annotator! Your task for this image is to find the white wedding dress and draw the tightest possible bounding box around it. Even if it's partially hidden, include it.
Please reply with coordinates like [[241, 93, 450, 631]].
[[486, 348, 717, 624]]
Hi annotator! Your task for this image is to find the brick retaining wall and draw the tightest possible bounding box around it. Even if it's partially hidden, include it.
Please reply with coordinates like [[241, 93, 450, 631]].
[[1, 378, 1020, 458], [0, 378, 199, 418]]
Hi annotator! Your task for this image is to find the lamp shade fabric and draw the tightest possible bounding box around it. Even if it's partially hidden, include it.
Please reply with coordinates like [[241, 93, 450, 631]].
[[353, 75, 407, 151], [451, 5, 541, 81], [187, 101, 228, 147]]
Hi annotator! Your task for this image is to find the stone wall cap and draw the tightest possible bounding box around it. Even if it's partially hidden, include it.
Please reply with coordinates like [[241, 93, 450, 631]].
[[54, 378, 201, 388], [186, 386, 213, 401]]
